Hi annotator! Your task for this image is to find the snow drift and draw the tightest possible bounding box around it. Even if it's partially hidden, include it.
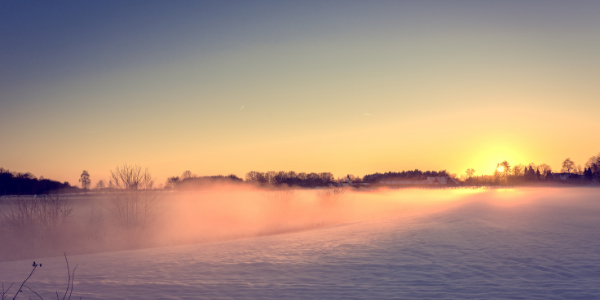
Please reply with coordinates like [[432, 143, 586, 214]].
[[2, 187, 600, 299]]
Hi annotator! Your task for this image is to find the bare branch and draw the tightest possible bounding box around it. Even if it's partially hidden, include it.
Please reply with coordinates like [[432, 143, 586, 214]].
[[2, 283, 14, 300], [22, 286, 43, 300], [62, 253, 70, 300], [12, 264, 37, 300], [67, 266, 77, 300]]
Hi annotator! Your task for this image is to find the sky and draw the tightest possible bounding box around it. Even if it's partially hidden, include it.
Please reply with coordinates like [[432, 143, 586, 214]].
[[1, 0, 599, 187]]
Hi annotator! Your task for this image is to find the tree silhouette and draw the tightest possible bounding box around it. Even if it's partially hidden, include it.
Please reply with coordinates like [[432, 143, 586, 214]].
[[79, 170, 91, 192], [575, 164, 584, 175], [265, 171, 277, 184], [500, 161, 511, 177], [165, 176, 180, 189], [561, 158, 575, 173], [105, 164, 157, 241], [585, 153, 600, 180], [0, 168, 73, 195], [525, 166, 535, 180], [512, 164, 525, 176], [109, 164, 154, 190], [466, 168, 475, 178], [538, 164, 552, 180], [94, 180, 105, 189], [245, 171, 267, 184], [273, 171, 288, 184], [297, 172, 307, 181], [320, 172, 334, 183], [181, 170, 195, 180]]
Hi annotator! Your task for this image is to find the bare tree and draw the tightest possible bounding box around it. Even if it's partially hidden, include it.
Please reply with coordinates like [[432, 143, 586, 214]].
[[94, 180, 105, 190], [538, 164, 552, 180], [585, 153, 600, 171], [585, 153, 600, 180], [561, 158, 575, 173], [109, 164, 154, 190], [494, 161, 511, 183], [465, 168, 475, 178], [105, 165, 158, 240], [500, 161, 511, 177], [575, 164, 584, 175], [319, 172, 334, 183], [273, 171, 288, 184], [245, 171, 267, 183], [512, 164, 526, 176], [181, 170, 195, 181], [307, 173, 321, 181], [265, 171, 277, 184]]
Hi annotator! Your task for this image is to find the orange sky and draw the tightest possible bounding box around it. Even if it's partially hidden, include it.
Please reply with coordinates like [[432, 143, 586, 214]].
[[1, 2, 599, 186]]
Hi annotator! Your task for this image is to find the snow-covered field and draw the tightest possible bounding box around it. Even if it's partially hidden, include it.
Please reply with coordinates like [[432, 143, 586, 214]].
[[2, 187, 600, 299]]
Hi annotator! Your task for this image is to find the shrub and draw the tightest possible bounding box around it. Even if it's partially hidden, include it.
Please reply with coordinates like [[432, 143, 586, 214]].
[[317, 186, 345, 201], [105, 190, 159, 235], [264, 189, 296, 203], [105, 164, 160, 243], [1, 194, 72, 234]]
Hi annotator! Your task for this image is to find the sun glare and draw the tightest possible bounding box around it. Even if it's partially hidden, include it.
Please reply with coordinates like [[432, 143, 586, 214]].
[[497, 165, 505, 173]]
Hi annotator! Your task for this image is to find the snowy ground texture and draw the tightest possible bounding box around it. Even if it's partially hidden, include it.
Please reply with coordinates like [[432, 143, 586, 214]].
[[2, 188, 600, 299]]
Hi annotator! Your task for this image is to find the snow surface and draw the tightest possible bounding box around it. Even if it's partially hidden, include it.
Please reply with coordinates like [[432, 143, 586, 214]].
[[2, 188, 600, 299]]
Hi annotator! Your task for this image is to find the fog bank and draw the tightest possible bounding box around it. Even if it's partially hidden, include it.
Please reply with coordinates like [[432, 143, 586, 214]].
[[1, 186, 594, 261]]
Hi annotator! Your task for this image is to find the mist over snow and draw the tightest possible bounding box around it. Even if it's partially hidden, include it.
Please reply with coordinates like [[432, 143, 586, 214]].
[[1, 187, 600, 299], [0, 185, 464, 261]]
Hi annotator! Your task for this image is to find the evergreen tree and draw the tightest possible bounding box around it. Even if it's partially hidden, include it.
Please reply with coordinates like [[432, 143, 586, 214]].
[[526, 166, 535, 180], [584, 167, 593, 180]]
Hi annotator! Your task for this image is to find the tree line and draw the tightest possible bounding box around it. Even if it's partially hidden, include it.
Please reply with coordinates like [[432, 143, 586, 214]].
[[462, 152, 600, 185], [0, 168, 74, 195], [362, 170, 449, 183], [240, 169, 452, 187], [244, 171, 336, 187], [165, 172, 243, 190], [2, 151, 599, 195]]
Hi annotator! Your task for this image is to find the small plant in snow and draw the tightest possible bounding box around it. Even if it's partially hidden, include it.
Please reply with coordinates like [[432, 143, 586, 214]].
[[1, 253, 78, 300]]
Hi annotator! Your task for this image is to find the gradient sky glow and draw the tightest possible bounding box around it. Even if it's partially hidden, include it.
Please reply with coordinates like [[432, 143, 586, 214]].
[[1, 1, 600, 186]]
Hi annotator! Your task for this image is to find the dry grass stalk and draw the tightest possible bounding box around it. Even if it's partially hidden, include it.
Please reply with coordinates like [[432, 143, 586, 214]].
[[3, 253, 78, 300]]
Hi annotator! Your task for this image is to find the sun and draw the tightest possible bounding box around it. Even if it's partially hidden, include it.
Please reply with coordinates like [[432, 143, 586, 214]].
[[497, 165, 505, 173]]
